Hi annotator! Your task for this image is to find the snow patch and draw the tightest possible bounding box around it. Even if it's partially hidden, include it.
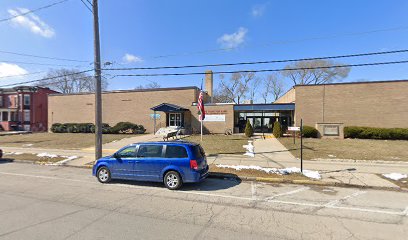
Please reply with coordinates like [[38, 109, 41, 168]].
[[4, 152, 23, 155], [382, 173, 407, 181], [37, 152, 58, 158], [216, 164, 321, 179]]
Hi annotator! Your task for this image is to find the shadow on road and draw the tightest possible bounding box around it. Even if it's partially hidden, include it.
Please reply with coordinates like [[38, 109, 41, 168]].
[[0, 158, 14, 164], [109, 176, 241, 192]]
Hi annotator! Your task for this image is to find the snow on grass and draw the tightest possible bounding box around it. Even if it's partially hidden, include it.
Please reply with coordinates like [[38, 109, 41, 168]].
[[37, 152, 59, 158], [4, 152, 24, 155], [382, 173, 407, 181], [216, 164, 321, 179]]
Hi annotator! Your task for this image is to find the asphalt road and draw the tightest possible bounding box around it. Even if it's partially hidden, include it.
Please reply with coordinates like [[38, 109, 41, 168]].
[[0, 162, 407, 240]]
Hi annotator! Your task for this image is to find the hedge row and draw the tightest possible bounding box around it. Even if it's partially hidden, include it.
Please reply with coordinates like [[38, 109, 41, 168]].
[[51, 122, 146, 134], [302, 125, 319, 138], [344, 126, 408, 140]]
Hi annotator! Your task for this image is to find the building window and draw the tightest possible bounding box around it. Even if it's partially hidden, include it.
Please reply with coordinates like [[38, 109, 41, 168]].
[[24, 95, 30, 106], [0, 96, 3, 107], [169, 113, 182, 127], [24, 111, 30, 122], [2, 112, 8, 121], [10, 112, 17, 121]]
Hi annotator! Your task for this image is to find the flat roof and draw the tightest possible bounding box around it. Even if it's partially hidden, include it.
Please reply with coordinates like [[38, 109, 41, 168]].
[[295, 79, 408, 87], [49, 86, 199, 96], [234, 103, 295, 111]]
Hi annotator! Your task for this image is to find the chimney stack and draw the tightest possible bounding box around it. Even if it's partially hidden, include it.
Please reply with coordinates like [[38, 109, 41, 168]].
[[205, 70, 213, 103]]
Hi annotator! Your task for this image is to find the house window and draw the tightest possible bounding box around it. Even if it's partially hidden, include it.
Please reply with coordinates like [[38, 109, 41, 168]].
[[0, 96, 3, 107], [24, 111, 30, 122], [2, 112, 8, 121], [24, 95, 30, 106], [10, 112, 17, 121]]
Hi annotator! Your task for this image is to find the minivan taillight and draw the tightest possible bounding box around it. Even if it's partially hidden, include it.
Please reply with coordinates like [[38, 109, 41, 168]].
[[190, 160, 198, 170]]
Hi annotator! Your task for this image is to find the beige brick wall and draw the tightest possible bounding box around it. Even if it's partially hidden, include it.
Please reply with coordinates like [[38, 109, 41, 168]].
[[295, 81, 408, 128], [48, 87, 235, 134], [274, 88, 296, 103], [48, 88, 198, 133], [188, 104, 234, 134]]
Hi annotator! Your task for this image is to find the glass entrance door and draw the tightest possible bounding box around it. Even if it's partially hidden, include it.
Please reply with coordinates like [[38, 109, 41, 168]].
[[169, 113, 182, 127]]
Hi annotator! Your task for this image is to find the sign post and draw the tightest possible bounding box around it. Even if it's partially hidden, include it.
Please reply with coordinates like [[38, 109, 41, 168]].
[[300, 119, 303, 173]]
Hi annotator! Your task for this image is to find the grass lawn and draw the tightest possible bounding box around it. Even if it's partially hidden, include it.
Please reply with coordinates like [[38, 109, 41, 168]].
[[209, 164, 309, 180], [0, 133, 136, 149], [278, 137, 408, 161], [1, 153, 66, 163], [182, 134, 248, 156]]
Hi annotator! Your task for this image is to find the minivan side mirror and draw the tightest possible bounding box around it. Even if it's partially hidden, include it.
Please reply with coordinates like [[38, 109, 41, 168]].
[[113, 152, 119, 159]]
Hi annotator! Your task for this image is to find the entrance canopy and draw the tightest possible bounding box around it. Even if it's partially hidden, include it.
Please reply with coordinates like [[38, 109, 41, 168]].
[[150, 103, 189, 112], [233, 103, 295, 111]]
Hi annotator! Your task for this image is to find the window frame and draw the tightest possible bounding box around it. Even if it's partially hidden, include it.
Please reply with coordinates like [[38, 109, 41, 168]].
[[164, 145, 189, 159], [136, 144, 164, 158], [116, 146, 137, 159], [23, 95, 30, 106]]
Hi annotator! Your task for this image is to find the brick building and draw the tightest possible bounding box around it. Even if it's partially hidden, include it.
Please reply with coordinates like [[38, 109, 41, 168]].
[[0, 86, 58, 132], [275, 80, 408, 137], [47, 72, 408, 138]]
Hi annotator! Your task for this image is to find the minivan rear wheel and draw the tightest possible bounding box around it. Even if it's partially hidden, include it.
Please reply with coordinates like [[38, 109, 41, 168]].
[[164, 171, 182, 190], [97, 167, 111, 183]]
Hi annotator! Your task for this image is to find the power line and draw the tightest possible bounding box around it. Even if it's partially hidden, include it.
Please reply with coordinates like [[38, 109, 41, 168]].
[[111, 60, 408, 77], [0, 71, 47, 79], [104, 49, 408, 71], [151, 26, 408, 60], [80, 0, 93, 13], [0, 60, 88, 67], [0, 50, 90, 63], [0, 0, 70, 23], [0, 69, 93, 88]]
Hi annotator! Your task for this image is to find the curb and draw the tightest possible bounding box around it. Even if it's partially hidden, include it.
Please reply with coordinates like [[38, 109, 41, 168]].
[[208, 172, 407, 192], [4, 161, 406, 192]]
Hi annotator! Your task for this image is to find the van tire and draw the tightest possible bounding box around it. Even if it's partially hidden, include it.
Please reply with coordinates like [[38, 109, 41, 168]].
[[164, 171, 182, 190], [97, 166, 111, 183]]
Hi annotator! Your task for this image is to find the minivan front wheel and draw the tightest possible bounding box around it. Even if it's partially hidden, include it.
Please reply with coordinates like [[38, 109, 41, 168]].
[[97, 167, 111, 183], [164, 171, 182, 190]]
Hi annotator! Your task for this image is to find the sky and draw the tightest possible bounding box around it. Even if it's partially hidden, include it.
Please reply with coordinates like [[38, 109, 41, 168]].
[[0, 0, 408, 102]]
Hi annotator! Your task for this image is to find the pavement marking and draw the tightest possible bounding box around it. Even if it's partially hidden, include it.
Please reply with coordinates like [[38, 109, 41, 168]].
[[0, 171, 406, 217], [251, 181, 257, 200], [402, 207, 408, 216], [324, 191, 367, 207], [264, 186, 310, 201]]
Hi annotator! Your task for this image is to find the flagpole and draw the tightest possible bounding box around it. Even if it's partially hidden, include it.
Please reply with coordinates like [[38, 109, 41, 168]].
[[201, 117, 203, 141]]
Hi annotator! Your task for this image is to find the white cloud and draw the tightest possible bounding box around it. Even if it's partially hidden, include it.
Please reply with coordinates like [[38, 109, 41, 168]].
[[217, 27, 248, 49], [0, 63, 28, 78], [251, 4, 267, 17], [8, 8, 55, 38], [123, 53, 143, 63]]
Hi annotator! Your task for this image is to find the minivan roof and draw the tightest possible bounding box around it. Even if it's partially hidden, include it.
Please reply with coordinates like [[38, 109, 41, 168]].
[[130, 141, 199, 146]]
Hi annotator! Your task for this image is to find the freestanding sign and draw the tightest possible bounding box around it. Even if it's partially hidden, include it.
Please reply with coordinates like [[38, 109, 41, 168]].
[[288, 126, 300, 131]]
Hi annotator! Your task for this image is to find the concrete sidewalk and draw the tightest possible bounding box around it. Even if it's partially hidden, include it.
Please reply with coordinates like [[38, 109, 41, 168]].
[[209, 137, 405, 188]]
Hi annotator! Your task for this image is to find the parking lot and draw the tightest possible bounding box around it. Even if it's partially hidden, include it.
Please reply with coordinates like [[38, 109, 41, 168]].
[[0, 162, 407, 239]]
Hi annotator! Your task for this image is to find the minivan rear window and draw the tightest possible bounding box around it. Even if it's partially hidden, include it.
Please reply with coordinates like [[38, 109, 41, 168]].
[[192, 145, 205, 158], [165, 145, 188, 158]]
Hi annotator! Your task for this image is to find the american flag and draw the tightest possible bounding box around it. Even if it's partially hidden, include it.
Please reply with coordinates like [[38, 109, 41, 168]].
[[197, 89, 205, 121]]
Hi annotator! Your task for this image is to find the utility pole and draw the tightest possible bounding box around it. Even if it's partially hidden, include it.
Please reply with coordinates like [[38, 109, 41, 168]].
[[93, 0, 102, 160]]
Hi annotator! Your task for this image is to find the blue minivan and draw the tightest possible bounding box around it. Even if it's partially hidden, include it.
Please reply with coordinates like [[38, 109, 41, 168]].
[[92, 141, 209, 190]]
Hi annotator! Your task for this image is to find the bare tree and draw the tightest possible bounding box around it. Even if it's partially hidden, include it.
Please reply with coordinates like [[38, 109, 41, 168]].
[[135, 81, 161, 89], [248, 76, 261, 102], [38, 69, 108, 93], [217, 72, 256, 104], [283, 60, 350, 85], [261, 73, 284, 103]]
